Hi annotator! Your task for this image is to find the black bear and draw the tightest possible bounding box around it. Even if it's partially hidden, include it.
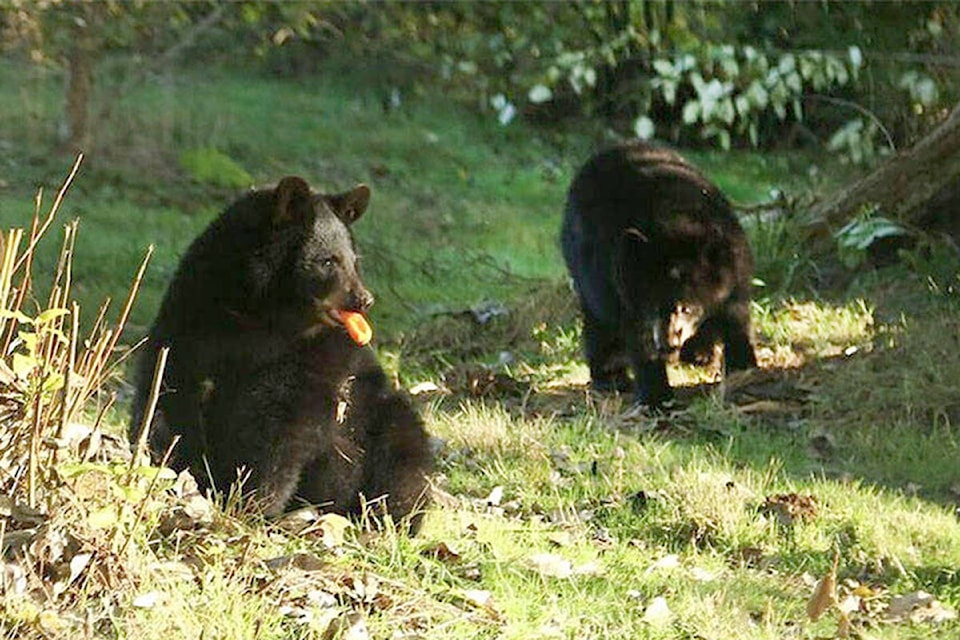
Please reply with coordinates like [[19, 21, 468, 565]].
[[561, 140, 757, 406], [130, 176, 432, 531]]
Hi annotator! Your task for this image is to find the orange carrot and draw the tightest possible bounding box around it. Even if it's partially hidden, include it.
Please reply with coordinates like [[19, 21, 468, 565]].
[[338, 310, 373, 346]]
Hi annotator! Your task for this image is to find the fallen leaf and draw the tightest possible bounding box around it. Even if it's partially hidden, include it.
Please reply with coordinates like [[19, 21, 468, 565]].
[[265, 552, 326, 572], [485, 486, 504, 507], [572, 561, 603, 576], [547, 531, 573, 548], [885, 590, 958, 624], [456, 589, 502, 621], [837, 594, 860, 615], [67, 552, 92, 586], [1, 563, 26, 595], [275, 506, 319, 533], [760, 493, 819, 527], [646, 554, 680, 573], [409, 381, 441, 396], [132, 591, 162, 609], [322, 612, 369, 640], [422, 540, 461, 563], [529, 553, 572, 579], [461, 589, 492, 607], [807, 552, 839, 622], [690, 567, 717, 582], [181, 493, 215, 525], [737, 399, 799, 414], [643, 596, 673, 627], [316, 513, 352, 548], [87, 506, 119, 529]]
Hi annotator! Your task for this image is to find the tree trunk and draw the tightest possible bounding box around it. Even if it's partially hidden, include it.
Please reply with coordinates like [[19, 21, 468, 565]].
[[64, 43, 92, 153], [62, 5, 101, 154], [808, 101, 960, 240]]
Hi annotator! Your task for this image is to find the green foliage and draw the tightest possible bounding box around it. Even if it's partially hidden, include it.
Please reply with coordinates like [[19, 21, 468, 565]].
[[178, 147, 253, 188], [326, 1, 958, 162], [826, 117, 887, 166], [834, 208, 907, 269], [652, 45, 862, 150], [1, 307, 70, 400]]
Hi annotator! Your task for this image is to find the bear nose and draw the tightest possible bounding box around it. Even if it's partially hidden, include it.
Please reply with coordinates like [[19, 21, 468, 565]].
[[355, 289, 375, 312]]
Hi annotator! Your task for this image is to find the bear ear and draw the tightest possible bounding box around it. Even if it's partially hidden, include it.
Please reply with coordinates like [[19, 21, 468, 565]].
[[328, 184, 371, 225], [273, 176, 314, 225]]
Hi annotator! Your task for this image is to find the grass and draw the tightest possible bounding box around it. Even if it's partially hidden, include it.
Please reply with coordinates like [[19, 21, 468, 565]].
[[1, 55, 959, 639]]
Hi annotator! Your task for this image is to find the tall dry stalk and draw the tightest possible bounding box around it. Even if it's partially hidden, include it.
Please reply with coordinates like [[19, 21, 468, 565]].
[[0, 155, 153, 509]]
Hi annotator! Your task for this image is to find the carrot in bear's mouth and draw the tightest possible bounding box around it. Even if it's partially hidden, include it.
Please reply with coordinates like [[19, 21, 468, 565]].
[[336, 310, 373, 346]]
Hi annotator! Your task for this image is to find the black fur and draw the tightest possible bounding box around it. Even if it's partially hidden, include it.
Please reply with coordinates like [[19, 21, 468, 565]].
[[561, 140, 757, 406], [130, 177, 431, 530]]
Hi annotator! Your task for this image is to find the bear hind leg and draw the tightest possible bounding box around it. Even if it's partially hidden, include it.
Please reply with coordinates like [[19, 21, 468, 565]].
[[583, 311, 630, 392]]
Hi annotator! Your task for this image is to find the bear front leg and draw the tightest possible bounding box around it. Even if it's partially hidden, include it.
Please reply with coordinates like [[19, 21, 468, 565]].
[[719, 302, 757, 371], [212, 372, 338, 517], [632, 358, 672, 407], [252, 424, 330, 517], [625, 330, 672, 407]]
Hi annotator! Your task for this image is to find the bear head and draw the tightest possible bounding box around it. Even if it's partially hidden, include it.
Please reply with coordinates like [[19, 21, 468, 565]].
[[256, 176, 374, 333]]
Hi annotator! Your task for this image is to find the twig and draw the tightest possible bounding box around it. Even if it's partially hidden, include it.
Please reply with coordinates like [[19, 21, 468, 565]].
[[131, 346, 169, 470], [803, 94, 896, 152], [13, 154, 83, 273], [27, 393, 42, 509], [57, 301, 80, 441], [117, 434, 180, 559], [104, 245, 153, 364]]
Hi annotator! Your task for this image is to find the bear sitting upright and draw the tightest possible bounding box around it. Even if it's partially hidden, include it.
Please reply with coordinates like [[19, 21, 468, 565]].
[[561, 140, 757, 407], [130, 176, 432, 531]]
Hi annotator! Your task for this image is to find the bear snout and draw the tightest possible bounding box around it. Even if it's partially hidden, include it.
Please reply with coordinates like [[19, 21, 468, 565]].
[[350, 287, 375, 313]]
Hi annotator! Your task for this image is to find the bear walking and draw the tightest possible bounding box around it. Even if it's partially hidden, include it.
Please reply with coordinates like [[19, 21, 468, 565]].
[[561, 140, 756, 406], [130, 176, 432, 530]]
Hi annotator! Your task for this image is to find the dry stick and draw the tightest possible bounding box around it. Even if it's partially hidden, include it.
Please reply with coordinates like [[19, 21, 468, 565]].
[[89, 393, 115, 439], [131, 346, 169, 472], [0, 228, 24, 355], [57, 301, 81, 441], [117, 434, 180, 559], [104, 246, 153, 365], [27, 392, 43, 509], [40, 224, 77, 430], [0, 229, 21, 312], [96, 336, 148, 392], [47, 220, 74, 308], [66, 246, 152, 422], [13, 154, 83, 273], [87, 298, 113, 346]]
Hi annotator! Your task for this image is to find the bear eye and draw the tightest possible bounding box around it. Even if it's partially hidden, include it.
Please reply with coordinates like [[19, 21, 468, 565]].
[[320, 256, 339, 269]]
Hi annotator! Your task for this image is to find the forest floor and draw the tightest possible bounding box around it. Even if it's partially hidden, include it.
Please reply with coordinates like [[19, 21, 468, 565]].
[[0, 60, 959, 639]]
